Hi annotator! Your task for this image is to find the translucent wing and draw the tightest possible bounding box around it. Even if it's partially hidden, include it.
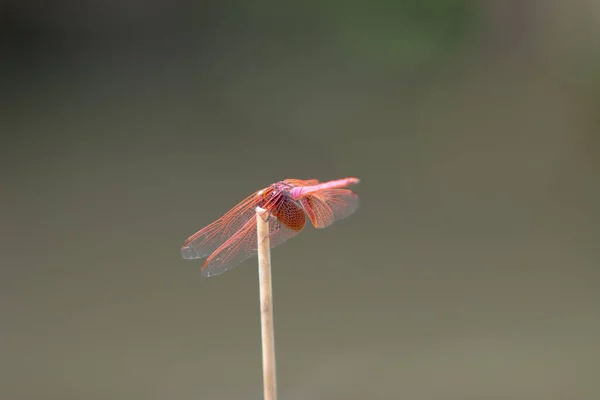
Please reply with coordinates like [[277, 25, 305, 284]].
[[200, 210, 303, 277], [284, 178, 320, 186], [183, 189, 308, 277], [180, 192, 259, 260], [298, 189, 359, 229]]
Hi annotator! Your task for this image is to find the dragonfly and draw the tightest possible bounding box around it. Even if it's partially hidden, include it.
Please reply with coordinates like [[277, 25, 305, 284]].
[[181, 177, 360, 277]]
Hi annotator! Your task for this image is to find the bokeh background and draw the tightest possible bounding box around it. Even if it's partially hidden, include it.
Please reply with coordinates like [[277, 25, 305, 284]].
[[2, 1, 599, 399]]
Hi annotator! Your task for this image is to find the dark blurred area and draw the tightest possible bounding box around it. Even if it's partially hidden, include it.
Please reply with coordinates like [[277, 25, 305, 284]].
[[1, 1, 599, 399]]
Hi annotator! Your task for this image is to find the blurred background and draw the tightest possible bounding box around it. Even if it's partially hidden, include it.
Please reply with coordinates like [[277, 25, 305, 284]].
[[1, 0, 599, 399]]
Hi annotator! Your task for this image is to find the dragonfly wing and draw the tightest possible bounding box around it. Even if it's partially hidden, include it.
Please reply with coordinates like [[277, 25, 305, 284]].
[[299, 189, 359, 229], [181, 192, 258, 260], [284, 178, 320, 186], [200, 213, 303, 277]]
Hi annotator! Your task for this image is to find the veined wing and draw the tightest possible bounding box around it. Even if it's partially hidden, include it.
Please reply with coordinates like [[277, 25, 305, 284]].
[[199, 212, 303, 277], [284, 178, 320, 187], [298, 189, 359, 229], [180, 191, 260, 260]]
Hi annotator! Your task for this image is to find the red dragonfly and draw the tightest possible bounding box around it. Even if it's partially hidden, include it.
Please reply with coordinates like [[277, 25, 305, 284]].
[[181, 177, 360, 277]]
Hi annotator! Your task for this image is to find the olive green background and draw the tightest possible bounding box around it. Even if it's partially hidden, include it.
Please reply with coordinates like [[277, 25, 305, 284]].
[[1, 1, 599, 399]]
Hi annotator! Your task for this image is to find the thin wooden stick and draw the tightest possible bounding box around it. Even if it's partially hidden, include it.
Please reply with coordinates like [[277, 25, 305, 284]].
[[256, 207, 277, 400]]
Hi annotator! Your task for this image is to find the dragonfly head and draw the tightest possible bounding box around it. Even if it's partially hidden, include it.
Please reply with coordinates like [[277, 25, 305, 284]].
[[256, 181, 293, 210]]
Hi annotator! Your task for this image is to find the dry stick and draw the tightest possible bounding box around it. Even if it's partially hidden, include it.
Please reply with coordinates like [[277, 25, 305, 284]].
[[256, 207, 277, 400]]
